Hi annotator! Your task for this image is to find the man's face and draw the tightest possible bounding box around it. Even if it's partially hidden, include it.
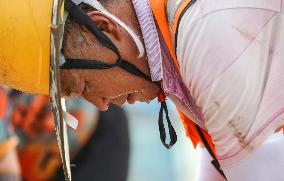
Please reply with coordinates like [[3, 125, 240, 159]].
[[61, 11, 160, 110], [73, 66, 159, 110]]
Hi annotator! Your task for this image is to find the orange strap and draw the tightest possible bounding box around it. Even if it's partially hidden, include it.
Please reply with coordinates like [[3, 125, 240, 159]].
[[149, 0, 180, 69], [180, 112, 216, 154], [172, 0, 192, 44], [149, 0, 193, 70], [174, 2, 216, 153]]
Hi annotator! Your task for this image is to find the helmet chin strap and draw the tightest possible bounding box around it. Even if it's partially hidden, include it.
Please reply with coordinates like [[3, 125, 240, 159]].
[[63, 0, 151, 82], [63, 0, 177, 149]]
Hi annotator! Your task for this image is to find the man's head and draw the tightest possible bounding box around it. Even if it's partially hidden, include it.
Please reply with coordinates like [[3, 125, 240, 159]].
[[61, 1, 160, 110]]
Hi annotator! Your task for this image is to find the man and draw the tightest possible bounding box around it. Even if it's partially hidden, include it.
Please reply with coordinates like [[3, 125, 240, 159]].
[[60, 0, 284, 180]]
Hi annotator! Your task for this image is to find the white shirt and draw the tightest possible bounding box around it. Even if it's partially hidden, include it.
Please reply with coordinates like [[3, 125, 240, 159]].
[[176, 0, 284, 168], [223, 131, 284, 181]]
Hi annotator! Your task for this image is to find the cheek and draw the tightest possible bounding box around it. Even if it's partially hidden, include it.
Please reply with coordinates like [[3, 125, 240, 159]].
[[85, 68, 147, 97]]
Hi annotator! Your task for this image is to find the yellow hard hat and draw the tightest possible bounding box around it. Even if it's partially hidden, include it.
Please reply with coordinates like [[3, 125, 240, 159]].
[[0, 1, 72, 180], [0, 0, 57, 95]]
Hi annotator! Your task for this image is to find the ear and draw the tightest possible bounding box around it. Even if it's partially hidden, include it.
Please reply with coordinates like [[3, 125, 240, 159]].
[[81, 11, 122, 41]]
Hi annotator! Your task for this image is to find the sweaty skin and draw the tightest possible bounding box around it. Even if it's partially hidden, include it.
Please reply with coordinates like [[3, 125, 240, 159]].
[[60, 3, 160, 110]]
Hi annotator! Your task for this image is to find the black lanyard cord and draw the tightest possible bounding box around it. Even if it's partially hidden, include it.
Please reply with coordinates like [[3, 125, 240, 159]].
[[63, 0, 152, 82], [159, 101, 177, 149], [195, 125, 227, 180], [61, 59, 116, 69], [60, 58, 152, 82], [65, 0, 120, 55]]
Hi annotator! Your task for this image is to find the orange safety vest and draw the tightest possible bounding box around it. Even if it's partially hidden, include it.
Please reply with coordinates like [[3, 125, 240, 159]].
[[149, 0, 216, 154]]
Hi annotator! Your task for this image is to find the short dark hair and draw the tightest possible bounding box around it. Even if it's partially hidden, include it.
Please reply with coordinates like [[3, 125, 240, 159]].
[[63, 2, 107, 57], [79, 2, 96, 12], [79, 1, 113, 12], [62, 0, 120, 58], [65, 1, 109, 29]]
